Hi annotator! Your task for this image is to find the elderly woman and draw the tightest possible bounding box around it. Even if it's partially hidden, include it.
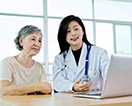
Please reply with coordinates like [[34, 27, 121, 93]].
[[0, 25, 52, 95]]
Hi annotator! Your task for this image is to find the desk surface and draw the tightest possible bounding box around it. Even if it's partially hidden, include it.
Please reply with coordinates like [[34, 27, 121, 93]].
[[0, 93, 132, 106]]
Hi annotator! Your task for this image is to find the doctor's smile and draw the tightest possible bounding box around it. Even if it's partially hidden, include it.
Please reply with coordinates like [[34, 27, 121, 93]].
[[71, 37, 78, 41]]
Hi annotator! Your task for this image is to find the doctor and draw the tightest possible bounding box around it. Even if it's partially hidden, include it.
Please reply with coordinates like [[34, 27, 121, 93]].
[[52, 15, 109, 92]]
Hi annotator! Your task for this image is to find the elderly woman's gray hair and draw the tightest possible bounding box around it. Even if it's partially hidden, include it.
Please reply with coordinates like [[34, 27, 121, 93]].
[[14, 25, 42, 51]]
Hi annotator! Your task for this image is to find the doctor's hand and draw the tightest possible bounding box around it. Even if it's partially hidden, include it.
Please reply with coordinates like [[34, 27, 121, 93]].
[[72, 78, 92, 92]]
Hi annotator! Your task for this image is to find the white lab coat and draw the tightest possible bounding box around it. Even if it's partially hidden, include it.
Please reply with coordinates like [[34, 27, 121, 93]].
[[52, 43, 109, 92]]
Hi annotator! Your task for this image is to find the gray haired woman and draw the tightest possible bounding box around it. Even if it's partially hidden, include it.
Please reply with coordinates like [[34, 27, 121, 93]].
[[0, 25, 52, 95]]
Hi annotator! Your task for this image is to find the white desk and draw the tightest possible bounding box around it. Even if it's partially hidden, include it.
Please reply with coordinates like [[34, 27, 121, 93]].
[[0, 93, 132, 106]]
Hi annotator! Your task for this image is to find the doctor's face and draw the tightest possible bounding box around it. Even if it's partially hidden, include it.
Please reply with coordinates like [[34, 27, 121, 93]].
[[66, 21, 84, 50]]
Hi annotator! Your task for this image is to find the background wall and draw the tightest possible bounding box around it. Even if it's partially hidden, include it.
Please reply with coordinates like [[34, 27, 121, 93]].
[[0, 0, 132, 82]]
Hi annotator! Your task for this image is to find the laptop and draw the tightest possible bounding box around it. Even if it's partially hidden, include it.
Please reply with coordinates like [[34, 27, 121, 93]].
[[73, 54, 132, 99]]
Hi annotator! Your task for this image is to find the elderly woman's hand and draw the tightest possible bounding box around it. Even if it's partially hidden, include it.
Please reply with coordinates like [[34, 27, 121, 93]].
[[34, 82, 52, 94]]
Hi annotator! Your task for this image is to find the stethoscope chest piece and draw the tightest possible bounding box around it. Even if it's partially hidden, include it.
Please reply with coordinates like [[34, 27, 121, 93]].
[[81, 75, 91, 83]]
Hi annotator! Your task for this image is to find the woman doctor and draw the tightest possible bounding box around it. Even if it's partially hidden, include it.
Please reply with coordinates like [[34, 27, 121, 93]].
[[52, 15, 109, 92]]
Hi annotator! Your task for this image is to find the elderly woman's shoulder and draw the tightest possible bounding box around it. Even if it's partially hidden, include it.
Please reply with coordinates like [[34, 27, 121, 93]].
[[1, 56, 14, 63], [35, 61, 43, 67], [0, 57, 16, 67]]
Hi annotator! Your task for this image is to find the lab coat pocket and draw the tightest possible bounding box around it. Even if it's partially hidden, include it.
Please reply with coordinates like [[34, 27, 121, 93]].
[[89, 69, 99, 84], [89, 69, 99, 82], [89, 69, 97, 77]]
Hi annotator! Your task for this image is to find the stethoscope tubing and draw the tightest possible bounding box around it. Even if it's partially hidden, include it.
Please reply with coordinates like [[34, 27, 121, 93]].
[[64, 45, 91, 76]]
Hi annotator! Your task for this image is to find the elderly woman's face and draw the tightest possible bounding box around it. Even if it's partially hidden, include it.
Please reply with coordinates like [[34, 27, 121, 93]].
[[20, 32, 42, 56]]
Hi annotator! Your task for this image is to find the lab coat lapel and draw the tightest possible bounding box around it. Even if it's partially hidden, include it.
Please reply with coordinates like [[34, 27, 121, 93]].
[[65, 47, 77, 72], [76, 43, 87, 76]]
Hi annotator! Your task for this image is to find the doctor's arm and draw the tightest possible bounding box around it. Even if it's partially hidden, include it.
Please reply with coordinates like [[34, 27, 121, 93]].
[[53, 65, 74, 92], [53, 55, 92, 92]]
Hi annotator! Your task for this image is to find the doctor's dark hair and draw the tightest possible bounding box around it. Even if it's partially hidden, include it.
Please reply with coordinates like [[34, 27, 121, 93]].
[[14, 25, 42, 51], [57, 15, 92, 54]]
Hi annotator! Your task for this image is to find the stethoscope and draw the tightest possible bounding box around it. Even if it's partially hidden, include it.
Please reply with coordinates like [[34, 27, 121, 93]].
[[82, 45, 91, 83], [63, 44, 91, 83]]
